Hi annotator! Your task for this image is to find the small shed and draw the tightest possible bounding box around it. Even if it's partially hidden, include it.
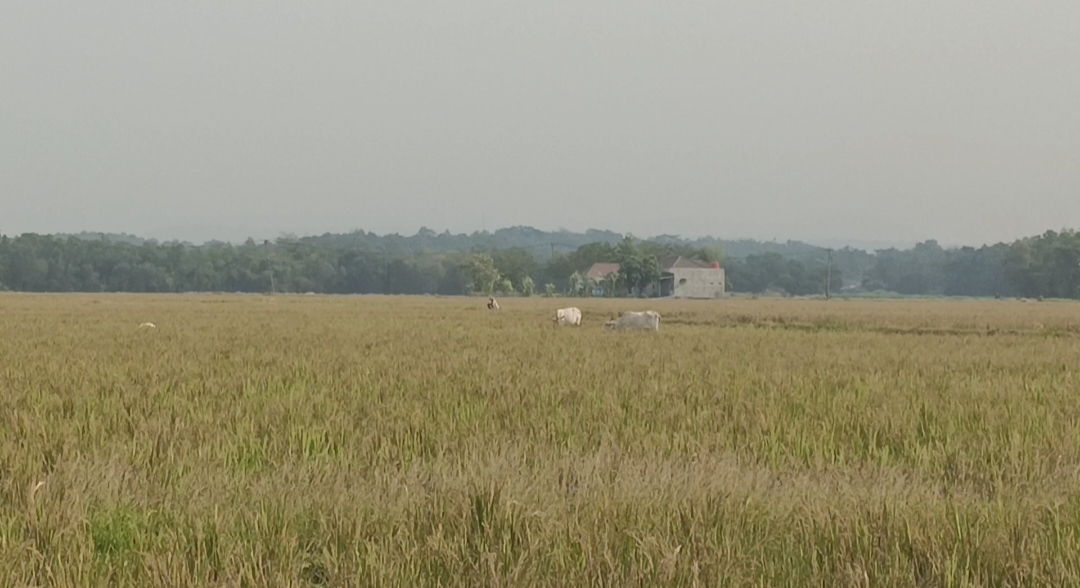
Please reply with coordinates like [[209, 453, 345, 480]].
[[657, 256, 725, 299]]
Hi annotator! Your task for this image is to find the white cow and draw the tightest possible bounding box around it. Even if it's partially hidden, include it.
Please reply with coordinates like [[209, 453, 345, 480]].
[[138, 322, 156, 329], [553, 307, 582, 326], [603, 310, 661, 331]]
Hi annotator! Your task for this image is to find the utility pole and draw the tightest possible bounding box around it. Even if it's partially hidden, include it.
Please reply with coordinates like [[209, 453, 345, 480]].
[[550, 243, 555, 259], [383, 250, 390, 295], [264, 240, 276, 295], [825, 249, 833, 300]]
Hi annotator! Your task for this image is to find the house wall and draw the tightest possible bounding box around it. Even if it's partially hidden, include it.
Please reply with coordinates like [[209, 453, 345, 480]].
[[670, 268, 725, 299], [641, 278, 665, 298]]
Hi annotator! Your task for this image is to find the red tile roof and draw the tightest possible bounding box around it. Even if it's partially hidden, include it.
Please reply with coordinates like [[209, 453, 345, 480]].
[[585, 262, 620, 280], [660, 255, 720, 270]]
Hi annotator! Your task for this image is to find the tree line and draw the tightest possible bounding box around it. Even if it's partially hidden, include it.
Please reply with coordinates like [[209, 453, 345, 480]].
[[0, 227, 1077, 299]]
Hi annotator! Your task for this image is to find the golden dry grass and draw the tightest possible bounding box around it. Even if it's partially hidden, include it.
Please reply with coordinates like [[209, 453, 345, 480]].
[[2, 293, 1080, 587]]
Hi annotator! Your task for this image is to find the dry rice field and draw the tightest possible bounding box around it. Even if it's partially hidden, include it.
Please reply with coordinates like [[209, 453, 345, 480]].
[[3, 293, 1080, 587]]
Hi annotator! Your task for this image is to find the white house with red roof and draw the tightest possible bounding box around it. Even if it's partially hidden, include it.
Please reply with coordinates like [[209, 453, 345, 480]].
[[655, 255, 725, 299]]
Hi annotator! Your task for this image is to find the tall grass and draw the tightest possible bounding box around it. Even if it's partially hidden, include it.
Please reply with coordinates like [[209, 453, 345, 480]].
[[2, 293, 1080, 586]]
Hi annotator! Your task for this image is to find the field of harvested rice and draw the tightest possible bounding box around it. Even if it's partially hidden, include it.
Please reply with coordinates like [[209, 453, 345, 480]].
[[3, 293, 1080, 587]]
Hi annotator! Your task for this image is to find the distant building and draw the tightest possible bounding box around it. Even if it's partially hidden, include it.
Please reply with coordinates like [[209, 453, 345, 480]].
[[585, 263, 620, 296], [655, 256, 725, 299]]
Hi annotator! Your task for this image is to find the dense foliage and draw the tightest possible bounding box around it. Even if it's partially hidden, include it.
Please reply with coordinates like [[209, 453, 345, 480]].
[[1, 227, 1078, 298]]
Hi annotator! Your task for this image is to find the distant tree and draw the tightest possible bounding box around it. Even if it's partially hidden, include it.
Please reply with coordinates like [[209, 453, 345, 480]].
[[583, 277, 596, 298], [1, 226, 1078, 300], [603, 272, 621, 297], [490, 247, 537, 292], [462, 253, 502, 294], [698, 246, 724, 264], [566, 242, 618, 276], [724, 252, 841, 296], [614, 237, 660, 297], [569, 271, 586, 297]]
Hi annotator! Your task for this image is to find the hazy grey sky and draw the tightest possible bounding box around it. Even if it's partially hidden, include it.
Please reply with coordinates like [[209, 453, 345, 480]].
[[2, 1, 1078, 247]]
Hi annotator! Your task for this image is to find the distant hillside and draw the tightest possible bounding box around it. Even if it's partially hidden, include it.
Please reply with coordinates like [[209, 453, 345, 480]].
[[45, 226, 875, 281], [95, 226, 840, 259], [55, 231, 157, 246], [53, 226, 862, 257]]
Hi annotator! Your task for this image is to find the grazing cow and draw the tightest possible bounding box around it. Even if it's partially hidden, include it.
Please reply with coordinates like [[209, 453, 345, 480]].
[[553, 307, 582, 326], [603, 310, 661, 331], [487, 297, 500, 310], [138, 322, 156, 329]]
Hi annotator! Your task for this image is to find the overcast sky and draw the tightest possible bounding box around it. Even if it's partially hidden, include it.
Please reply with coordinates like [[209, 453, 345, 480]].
[[2, 1, 1078, 247]]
